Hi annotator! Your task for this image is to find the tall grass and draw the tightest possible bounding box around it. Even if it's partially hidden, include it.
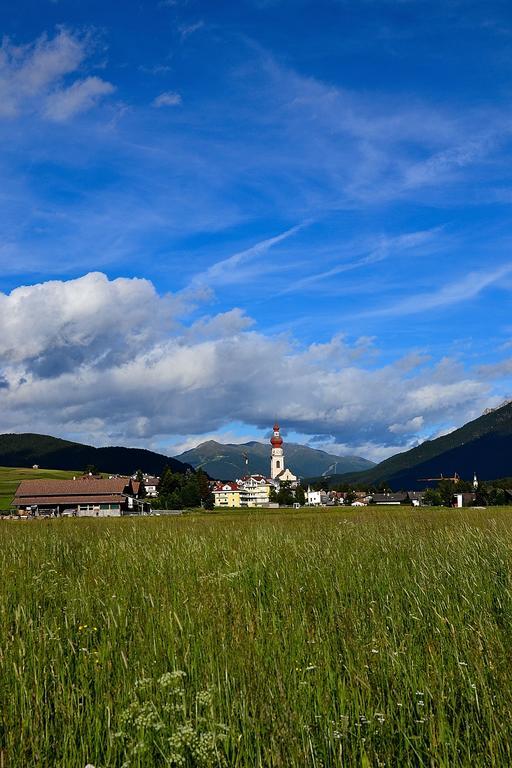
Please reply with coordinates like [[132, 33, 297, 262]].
[[2, 507, 512, 766]]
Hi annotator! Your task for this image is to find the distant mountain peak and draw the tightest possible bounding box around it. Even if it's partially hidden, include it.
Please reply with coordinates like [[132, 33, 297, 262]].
[[175, 439, 374, 481]]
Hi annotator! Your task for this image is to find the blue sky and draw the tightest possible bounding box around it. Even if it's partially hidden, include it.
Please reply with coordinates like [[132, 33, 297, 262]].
[[1, 0, 512, 462]]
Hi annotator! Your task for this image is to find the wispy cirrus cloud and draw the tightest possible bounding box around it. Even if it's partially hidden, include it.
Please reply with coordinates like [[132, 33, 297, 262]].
[[152, 90, 182, 107], [193, 222, 310, 287], [279, 227, 443, 295], [366, 261, 512, 317], [179, 20, 205, 40], [0, 28, 114, 121], [44, 76, 115, 121]]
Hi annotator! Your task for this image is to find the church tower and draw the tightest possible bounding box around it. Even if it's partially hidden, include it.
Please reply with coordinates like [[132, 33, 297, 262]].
[[270, 422, 285, 480]]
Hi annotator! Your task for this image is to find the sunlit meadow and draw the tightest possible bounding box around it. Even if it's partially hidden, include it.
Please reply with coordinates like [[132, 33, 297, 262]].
[[2, 507, 512, 766]]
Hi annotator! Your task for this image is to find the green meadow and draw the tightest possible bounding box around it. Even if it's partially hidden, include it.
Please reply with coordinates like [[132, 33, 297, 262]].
[[0, 466, 78, 510], [2, 507, 512, 766]]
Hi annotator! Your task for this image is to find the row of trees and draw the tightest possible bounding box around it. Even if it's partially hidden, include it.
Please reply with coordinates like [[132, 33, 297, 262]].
[[149, 468, 215, 510], [308, 479, 392, 494], [423, 478, 512, 507], [309, 475, 512, 507], [269, 481, 305, 506]]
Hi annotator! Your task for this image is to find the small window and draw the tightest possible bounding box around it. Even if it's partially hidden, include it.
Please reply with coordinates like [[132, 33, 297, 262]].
[[276, 461, 280, 468]]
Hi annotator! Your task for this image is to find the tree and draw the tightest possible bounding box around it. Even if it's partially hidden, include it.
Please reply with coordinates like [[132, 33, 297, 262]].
[[277, 481, 294, 506], [295, 486, 306, 506], [181, 479, 201, 508], [203, 492, 215, 511], [168, 490, 183, 510], [134, 469, 146, 498], [158, 468, 183, 498], [344, 490, 356, 506], [423, 488, 442, 506]]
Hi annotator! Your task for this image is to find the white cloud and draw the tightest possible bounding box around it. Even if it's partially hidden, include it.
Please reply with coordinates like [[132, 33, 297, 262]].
[[196, 222, 308, 287], [366, 262, 512, 317], [0, 272, 503, 456], [179, 21, 205, 40], [389, 416, 424, 434], [152, 91, 182, 108], [280, 227, 442, 295], [0, 28, 114, 121], [44, 76, 115, 121]]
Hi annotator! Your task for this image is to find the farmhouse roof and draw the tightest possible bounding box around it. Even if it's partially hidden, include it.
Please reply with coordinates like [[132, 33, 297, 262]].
[[372, 492, 409, 503], [15, 477, 132, 500], [13, 494, 127, 507]]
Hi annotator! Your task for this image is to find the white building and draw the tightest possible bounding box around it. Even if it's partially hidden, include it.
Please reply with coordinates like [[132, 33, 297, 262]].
[[237, 475, 275, 507], [306, 488, 329, 506], [142, 476, 159, 497]]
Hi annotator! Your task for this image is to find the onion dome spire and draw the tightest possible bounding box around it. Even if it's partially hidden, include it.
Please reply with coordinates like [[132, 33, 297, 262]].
[[271, 423, 283, 448]]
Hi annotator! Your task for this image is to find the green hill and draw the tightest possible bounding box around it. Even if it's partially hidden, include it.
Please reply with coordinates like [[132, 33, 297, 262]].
[[0, 433, 191, 477], [0, 466, 78, 510], [175, 439, 374, 480], [315, 401, 512, 490]]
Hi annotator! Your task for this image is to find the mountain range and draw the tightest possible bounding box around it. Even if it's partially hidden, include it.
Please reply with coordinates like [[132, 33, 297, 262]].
[[315, 401, 512, 490], [174, 440, 374, 480]]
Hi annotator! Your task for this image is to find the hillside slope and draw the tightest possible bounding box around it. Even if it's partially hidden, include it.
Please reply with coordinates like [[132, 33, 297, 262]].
[[0, 434, 191, 476], [175, 439, 374, 480], [0, 466, 78, 510], [318, 402, 512, 490]]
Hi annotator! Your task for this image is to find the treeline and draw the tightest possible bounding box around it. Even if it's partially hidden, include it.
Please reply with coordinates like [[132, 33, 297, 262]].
[[149, 468, 214, 510], [307, 479, 391, 493], [423, 478, 512, 506], [308, 475, 512, 506], [269, 481, 305, 506]]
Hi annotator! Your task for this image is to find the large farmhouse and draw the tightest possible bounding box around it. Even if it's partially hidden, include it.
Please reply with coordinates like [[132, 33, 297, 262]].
[[12, 476, 148, 517]]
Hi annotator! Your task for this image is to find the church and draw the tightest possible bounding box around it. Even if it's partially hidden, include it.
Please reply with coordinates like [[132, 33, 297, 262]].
[[270, 423, 298, 486]]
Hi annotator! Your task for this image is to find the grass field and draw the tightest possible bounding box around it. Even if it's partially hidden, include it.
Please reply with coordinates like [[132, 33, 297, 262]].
[[0, 466, 78, 510], [2, 506, 512, 766]]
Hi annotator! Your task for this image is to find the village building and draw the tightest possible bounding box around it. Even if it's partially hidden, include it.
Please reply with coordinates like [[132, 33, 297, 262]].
[[306, 488, 330, 506], [142, 476, 160, 497], [453, 492, 477, 508], [270, 423, 298, 486], [236, 475, 275, 507], [409, 491, 426, 507], [12, 477, 148, 517], [371, 492, 411, 505], [212, 481, 248, 508]]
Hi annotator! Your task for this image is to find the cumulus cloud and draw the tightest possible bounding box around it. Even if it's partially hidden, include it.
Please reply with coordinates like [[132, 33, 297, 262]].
[[152, 91, 182, 107], [0, 28, 114, 121], [0, 272, 505, 457]]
